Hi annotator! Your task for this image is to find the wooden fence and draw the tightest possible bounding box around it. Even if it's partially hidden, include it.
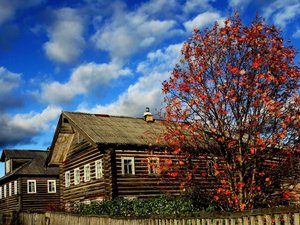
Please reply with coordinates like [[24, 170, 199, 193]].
[[17, 207, 300, 225]]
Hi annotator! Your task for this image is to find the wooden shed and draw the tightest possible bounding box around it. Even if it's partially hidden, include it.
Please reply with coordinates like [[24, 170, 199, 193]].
[[0, 149, 60, 214]]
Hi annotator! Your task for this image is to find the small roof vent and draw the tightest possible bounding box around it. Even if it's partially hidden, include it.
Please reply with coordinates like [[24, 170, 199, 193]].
[[143, 107, 155, 123]]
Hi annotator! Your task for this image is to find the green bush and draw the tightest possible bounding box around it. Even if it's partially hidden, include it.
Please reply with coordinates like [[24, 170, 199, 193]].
[[74, 195, 205, 217]]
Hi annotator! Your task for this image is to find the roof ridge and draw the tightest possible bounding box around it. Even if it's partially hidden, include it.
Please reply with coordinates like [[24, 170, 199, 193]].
[[3, 149, 46, 152], [63, 110, 143, 120]]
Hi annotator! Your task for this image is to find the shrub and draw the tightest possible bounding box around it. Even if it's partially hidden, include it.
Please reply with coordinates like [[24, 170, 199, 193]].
[[74, 195, 203, 217]]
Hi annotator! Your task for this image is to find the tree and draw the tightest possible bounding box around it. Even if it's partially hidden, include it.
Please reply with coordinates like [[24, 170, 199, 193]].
[[160, 14, 300, 211]]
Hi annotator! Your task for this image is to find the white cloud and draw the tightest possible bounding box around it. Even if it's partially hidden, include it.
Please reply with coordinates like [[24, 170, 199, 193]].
[[138, 0, 179, 16], [77, 43, 182, 117], [91, 2, 178, 61], [263, 0, 300, 28], [0, 67, 23, 110], [10, 105, 61, 133], [0, 105, 61, 147], [183, 0, 214, 14], [184, 11, 225, 32], [228, 0, 251, 11], [43, 7, 85, 63], [0, 0, 42, 25], [293, 29, 300, 38], [41, 61, 131, 104], [0, 67, 21, 94]]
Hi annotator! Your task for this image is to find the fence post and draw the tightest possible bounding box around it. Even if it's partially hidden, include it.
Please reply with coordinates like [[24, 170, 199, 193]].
[[45, 212, 50, 225], [265, 215, 272, 225], [294, 213, 300, 225], [274, 214, 280, 225], [257, 215, 263, 225], [230, 218, 235, 225], [224, 218, 230, 225], [283, 214, 290, 225]]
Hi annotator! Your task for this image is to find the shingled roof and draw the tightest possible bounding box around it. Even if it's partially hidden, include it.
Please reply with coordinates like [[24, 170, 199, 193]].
[[0, 149, 59, 183], [47, 111, 166, 165]]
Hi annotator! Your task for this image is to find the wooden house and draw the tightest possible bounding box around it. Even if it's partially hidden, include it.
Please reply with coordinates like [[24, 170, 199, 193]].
[[46, 111, 191, 208], [46, 111, 300, 209], [0, 149, 60, 214]]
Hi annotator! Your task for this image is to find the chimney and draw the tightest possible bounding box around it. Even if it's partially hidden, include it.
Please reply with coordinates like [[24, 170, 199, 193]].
[[143, 107, 155, 122]]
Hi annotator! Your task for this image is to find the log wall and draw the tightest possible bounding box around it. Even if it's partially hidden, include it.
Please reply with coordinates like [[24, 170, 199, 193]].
[[115, 149, 182, 198], [61, 138, 105, 207], [0, 177, 59, 214], [0, 179, 19, 214], [20, 177, 60, 212]]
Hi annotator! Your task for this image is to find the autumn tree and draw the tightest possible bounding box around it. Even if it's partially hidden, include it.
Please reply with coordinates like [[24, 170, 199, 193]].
[[160, 14, 300, 211]]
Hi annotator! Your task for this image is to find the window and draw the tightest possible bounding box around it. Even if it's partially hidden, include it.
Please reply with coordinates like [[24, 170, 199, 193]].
[[9, 182, 12, 196], [65, 171, 70, 188], [121, 157, 135, 175], [95, 160, 103, 179], [84, 164, 90, 182], [4, 185, 7, 198], [74, 168, 80, 185], [0, 186, 2, 199], [207, 159, 216, 176], [148, 158, 160, 175], [48, 180, 56, 193], [5, 160, 11, 173], [27, 180, 36, 193], [14, 180, 17, 195]]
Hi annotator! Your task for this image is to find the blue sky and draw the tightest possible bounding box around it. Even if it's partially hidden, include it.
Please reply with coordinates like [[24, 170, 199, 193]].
[[0, 0, 300, 176]]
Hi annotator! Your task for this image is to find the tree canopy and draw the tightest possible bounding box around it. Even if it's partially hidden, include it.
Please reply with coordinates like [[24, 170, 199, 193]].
[[160, 14, 300, 211]]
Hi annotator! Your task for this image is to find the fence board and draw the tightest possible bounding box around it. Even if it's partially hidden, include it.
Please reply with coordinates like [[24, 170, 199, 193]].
[[265, 215, 272, 225], [284, 214, 290, 225], [294, 213, 300, 225]]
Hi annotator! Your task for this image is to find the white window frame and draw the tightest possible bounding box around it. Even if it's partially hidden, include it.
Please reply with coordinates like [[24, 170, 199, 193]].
[[207, 159, 216, 177], [5, 159, 11, 173], [121, 157, 135, 175], [74, 168, 80, 185], [84, 164, 90, 182], [14, 180, 18, 195], [95, 159, 103, 179], [65, 171, 70, 188], [27, 180, 36, 193], [148, 157, 160, 175], [0, 186, 2, 199], [65, 171, 71, 188], [48, 180, 57, 193], [4, 184, 7, 198], [9, 182, 12, 196]]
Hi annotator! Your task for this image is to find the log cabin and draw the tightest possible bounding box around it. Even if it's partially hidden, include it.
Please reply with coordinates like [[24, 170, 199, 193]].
[[0, 149, 60, 214], [46, 111, 197, 209], [46, 111, 300, 210]]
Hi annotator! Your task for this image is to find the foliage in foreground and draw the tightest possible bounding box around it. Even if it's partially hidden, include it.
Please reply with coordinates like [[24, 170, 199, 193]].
[[160, 12, 300, 211], [74, 196, 211, 216]]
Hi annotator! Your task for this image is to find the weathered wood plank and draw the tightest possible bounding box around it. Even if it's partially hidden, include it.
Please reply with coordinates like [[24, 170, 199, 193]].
[[294, 213, 300, 225]]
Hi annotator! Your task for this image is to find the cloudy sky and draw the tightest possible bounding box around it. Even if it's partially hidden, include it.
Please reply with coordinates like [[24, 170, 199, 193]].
[[0, 0, 300, 175]]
